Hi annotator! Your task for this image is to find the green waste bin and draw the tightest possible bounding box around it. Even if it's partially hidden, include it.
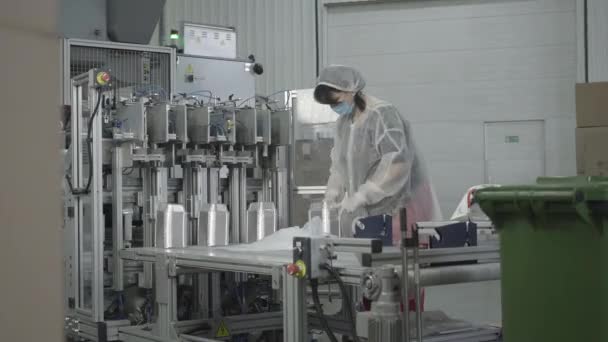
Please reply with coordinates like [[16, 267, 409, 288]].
[[474, 176, 608, 342]]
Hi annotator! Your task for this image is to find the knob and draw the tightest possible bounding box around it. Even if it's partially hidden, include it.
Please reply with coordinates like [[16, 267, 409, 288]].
[[287, 260, 307, 278], [287, 263, 300, 276]]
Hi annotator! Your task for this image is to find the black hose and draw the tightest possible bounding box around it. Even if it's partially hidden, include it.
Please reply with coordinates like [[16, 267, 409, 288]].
[[311, 279, 339, 342], [321, 264, 362, 342], [66, 91, 102, 195]]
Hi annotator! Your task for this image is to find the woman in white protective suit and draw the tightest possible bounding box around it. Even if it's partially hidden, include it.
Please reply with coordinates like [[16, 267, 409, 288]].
[[314, 65, 442, 244]]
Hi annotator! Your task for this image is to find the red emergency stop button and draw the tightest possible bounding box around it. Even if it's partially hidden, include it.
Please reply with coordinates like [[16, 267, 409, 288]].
[[96, 71, 111, 86], [287, 260, 306, 278], [287, 263, 299, 275]]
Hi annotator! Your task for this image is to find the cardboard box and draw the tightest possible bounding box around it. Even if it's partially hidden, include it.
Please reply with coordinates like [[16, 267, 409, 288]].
[[576, 82, 608, 128], [576, 127, 608, 176]]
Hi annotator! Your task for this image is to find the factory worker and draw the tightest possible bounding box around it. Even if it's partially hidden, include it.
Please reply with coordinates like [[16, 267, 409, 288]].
[[314, 65, 442, 243]]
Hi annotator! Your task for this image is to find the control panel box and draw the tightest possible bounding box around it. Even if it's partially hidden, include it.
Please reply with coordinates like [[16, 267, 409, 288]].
[[292, 236, 331, 280]]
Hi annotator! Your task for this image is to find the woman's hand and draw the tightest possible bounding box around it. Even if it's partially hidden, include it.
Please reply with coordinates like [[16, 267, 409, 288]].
[[325, 188, 343, 208], [340, 192, 366, 213]]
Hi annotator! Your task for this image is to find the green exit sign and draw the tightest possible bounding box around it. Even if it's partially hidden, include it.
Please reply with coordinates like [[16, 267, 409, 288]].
[[505, 135, 519, 143]]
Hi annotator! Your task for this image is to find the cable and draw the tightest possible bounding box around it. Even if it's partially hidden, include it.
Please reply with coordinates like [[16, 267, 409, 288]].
[[321, 264, 362, 342], [311, 279, 339, 342], [188, 90, 214, 97], [188, 90, 218, 103], [65, 90, 102, 195], [236, 95, 261, 108], [237, 89, 291, 108]]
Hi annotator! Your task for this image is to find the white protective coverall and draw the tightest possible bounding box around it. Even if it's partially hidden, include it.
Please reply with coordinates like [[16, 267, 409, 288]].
[[318, 65, 442, 242]]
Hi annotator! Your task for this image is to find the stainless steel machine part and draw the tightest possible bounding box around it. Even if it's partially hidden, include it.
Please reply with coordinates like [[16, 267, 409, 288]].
[[367, 266, 402, 342], [235, 108, 258, 145], [115, 100, 146, 142], [187, 106, 212, 144], [170, 104, 188, 144], [147, 103, 173, 143], [142, 164, 168, 288], [271, 145, 290, 228], [155, 204, 188, 248], [271, 109, 291, 146], [256, 108, 272, 144], [244, 202, 277, 243], [198, 203, 230, 247]]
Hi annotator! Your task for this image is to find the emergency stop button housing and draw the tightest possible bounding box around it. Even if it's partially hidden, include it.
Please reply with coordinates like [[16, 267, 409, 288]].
[[93, 68, 112, 89]]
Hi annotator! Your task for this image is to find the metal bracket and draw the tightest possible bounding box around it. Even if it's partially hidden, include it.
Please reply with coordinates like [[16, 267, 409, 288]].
[[167, 257, 177, 277], [133, 153, 166, 163], [112, 132, 136, 141], [271, 266, 282, 290]]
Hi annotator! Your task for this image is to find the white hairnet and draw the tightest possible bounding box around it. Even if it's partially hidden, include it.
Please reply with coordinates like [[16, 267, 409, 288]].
[[325, 95, 442, 237], [317, 65, 366, 93]]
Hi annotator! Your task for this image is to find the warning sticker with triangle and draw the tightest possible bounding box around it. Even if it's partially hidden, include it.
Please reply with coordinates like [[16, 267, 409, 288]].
[[215, 320, 230, 338]]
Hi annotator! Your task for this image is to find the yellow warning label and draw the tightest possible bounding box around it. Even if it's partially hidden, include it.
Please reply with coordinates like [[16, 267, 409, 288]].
[[215, 320, 230, 338], [186, 64, 194, 74]]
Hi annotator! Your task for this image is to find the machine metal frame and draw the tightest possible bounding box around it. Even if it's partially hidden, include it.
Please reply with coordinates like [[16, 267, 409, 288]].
[[63, 39, 176, 342], [62, 38, 176, 105], [69, 70, 105, 322], [117, 239, 501, 342]]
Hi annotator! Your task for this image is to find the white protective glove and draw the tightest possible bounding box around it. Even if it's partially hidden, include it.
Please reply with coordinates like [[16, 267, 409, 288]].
[[325, 188, 342, 209], [340, 192, 366, 213]]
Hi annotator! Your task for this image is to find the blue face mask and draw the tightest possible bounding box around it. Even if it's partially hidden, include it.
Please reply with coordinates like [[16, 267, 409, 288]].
[[331, 101, 354, 116]]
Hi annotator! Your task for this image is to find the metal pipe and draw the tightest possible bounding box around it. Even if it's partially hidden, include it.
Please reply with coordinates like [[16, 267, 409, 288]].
[[239, 166, 248, 242], [273, 169, 288, 228], [414, 243, 423, 342], [262, 168, 270, 202], [123, 209, 133, 242], [180, 334, 221, 342], [112, 144, 125, 291], [143, 165, 167, 288], [282, 266, 308, 341], [399, 208, 410, 342], [229, 167, 240, 244], [208, 168, 219, 204], [185, 163, 211, 319], [272, 145, 289, 228], [399, 263, 501, 288]]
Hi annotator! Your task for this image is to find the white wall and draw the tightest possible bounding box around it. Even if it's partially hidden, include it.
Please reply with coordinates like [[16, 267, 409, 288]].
[[320, 0, 578, 216], [160, 0, 318, 95], [587, 0, 608, 81], [317, 0, 579, 326]]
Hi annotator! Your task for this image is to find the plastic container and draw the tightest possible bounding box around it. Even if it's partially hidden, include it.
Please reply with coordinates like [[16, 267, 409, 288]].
[[474, 176, 608, 342]]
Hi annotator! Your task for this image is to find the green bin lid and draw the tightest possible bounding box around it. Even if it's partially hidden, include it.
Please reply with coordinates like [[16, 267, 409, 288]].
[[473, 176, 608, 228], [536, 176, 608, 185]]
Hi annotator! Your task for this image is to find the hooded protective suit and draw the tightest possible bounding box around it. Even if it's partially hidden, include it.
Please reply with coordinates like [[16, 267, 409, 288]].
[[317, 65, 442, 241]]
